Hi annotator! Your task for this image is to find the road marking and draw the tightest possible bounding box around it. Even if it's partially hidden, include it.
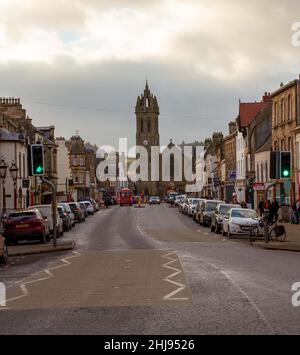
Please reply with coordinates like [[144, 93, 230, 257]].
[[162, 251, 189, 301], [6, 251, 81, 305]]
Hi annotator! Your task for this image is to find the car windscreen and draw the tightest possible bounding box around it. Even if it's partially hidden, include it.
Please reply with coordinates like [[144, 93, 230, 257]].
[[84, 202, 91, 207], [9, 212, 36, 220], [219, 205, 236, 216], [231, 210, 258, 219], [192, 199, 199, 205], [206, 202, 219, 212]]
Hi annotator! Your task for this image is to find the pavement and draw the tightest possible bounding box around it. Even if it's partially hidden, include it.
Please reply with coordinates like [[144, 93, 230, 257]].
[[253, 223, 300, 252], [0, 204, 300, 335], [7, 240, 75, 257]]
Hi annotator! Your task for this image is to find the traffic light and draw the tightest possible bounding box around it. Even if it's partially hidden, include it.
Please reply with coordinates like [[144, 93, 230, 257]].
[[280, 151, 291, 179], [270, 151, 279, 179], [31, 144, 44, 176]]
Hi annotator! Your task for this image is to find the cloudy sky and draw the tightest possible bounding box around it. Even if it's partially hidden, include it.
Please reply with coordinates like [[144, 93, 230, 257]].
[[0, 0, 300, 149]]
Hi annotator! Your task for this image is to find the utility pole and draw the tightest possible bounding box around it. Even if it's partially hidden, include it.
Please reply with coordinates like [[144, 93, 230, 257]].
[[41, 177, 57, 248]]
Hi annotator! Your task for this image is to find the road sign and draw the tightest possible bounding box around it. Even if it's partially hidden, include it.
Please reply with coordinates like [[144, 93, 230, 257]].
[[253, 183, 265, 191], [229, 170, 236, 180]]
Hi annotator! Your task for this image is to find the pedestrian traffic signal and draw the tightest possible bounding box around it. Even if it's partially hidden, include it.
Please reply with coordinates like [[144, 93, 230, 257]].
[[31, 144, 44, 176], [280, 151, 291, 179]]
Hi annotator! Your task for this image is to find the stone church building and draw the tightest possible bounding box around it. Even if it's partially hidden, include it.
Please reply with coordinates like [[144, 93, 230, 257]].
[[134, 82, 187, 197]]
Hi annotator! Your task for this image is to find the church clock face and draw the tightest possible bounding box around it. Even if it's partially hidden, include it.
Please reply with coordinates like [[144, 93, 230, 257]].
[[143, 139, 148, 146]]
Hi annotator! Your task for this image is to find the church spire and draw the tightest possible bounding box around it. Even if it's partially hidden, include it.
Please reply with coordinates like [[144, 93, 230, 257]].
[[145, 79, 149, 93]]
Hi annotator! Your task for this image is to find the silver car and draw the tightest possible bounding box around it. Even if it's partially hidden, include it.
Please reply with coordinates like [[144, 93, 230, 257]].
[[222, 208, 261, 238]]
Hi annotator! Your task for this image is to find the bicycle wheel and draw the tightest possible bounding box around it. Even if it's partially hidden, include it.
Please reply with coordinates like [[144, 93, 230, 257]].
[[269, 228, 278, 242], [250, 226, 258, 243]]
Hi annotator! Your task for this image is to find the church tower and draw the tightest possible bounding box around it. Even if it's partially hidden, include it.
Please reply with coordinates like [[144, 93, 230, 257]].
[[135, 81, 160, 149], [135, 81, 160, 195]]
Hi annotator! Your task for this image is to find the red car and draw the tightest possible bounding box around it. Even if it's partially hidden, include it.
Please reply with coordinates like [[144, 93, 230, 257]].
[[0, 234, 8, 264], [4, 210, 50, 245]]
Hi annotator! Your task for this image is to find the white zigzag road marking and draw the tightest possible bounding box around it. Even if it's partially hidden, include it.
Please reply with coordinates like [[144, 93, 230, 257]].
[[162, 251, 189, 301], [5, 251, 81, 304]]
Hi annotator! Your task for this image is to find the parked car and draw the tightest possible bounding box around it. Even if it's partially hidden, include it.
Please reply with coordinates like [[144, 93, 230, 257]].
[[187, 198, 202, 217], [182, 198, 192, 215], [0, 233, 8, 264], [59, 203, 75, 227], [178, 198, 187, 213], [193, 199, 206, 222], [222, 208, 261, 238], [57, 206, 72, 231], [4, 210, 51, 245], [197, 200, 223, 226], [149, 196, 161, 205], [175, 195, 186, 206], [79, 202, 88, 219], [210, 203, 237, 234], [68, 202, 84, 223], [27, 205, 63, 237], [82, 201, 94, 215]]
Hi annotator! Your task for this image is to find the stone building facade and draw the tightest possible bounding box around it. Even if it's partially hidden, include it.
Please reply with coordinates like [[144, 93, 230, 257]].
[[271, 79, 299, 204]]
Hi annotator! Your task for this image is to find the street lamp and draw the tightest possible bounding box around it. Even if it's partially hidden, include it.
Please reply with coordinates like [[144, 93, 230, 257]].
[[0, 157, 8, 212], [9, 161, 18, 210]]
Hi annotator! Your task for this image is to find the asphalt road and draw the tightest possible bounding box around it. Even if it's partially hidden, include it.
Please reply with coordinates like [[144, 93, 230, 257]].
[[0, 204, 300, 334]]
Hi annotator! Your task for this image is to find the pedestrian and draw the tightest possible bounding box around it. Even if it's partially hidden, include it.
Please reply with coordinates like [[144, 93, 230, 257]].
[[271, 199, 279, 224], [240, 201, 247, 209], [258, 199, 264, 217]]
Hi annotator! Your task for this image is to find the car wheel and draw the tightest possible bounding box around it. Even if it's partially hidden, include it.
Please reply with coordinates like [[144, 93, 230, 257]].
[[40, 230, 46, 244], [0, 241, 8, 264]]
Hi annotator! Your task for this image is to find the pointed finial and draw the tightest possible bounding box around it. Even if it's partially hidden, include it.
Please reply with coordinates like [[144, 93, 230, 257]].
[[145, 76, 149, 91]]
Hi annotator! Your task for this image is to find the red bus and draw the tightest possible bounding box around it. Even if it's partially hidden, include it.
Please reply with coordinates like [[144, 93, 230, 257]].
[[119, 188, 133, 206]]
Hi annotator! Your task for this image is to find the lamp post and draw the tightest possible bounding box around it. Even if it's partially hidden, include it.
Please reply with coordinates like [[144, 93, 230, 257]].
[[0, 157, 8, 214], [9, 161, 18, 210]]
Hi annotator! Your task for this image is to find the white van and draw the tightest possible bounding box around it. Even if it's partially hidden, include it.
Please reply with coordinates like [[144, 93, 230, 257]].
[[27, 205, 64, 237]]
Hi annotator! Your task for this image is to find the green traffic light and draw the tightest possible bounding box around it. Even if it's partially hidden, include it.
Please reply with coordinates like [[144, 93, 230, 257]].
[[283, 170, 290, 177], [36, 166, 43, 173]]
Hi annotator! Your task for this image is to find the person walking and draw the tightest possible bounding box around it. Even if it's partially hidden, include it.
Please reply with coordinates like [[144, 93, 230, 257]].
[[271, 199, 279, 224], [258, 199, 264, 217]]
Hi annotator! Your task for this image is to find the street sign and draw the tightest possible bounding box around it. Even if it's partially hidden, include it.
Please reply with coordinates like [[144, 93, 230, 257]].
[[253, 183, 265, 191], [22, 179, 30, 188], [229, 170, 236, 180]]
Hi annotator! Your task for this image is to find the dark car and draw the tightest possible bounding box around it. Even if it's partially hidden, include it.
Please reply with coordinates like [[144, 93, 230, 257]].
[[68, 202, 84, 223], [197, 200, 223, 227], [58, 206, 71, 231], [0, 233, 8, 264], [4, 210, 50, 245], [210, 203, 237, 233]]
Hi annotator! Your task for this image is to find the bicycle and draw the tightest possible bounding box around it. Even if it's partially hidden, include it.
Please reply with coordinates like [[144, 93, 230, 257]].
[[249, 218, 286, 244]]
